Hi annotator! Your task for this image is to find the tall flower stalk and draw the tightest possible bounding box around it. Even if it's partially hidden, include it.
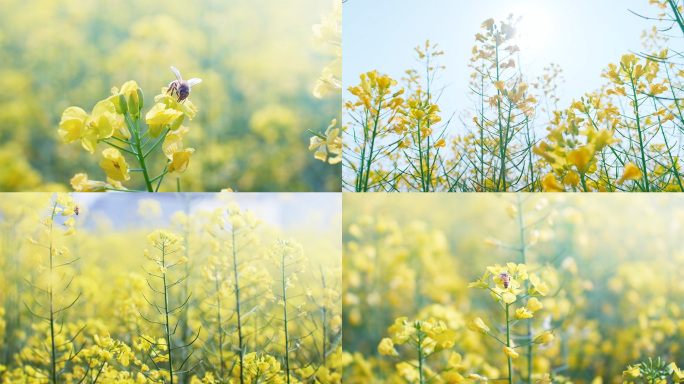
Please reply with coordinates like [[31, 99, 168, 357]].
[[267, 239, 308, 384], [468, 262, 552, 384], [204, 201, 263, 384], [24, 193, 81, 384], [139, 229, 200, 383]]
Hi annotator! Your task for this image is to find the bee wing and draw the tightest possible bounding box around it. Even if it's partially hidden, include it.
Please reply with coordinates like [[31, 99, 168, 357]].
[[170, 66, 183, 81], [186, 78, 202, 87]]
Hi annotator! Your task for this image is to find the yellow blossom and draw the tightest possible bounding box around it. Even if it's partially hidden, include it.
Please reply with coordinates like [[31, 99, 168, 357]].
[[567, 146, 595, 175], [670, 362, 684, 382], [484, 237, 502, 248], [503, 346, 519, 358], [621, 53, 638, 68], [310, 119, 342, 164], [649, 83, 668, 95], [501, 291, 517, 304], [446, 352, 462, 369], [623, 365, 641, 378], [70, 173, 107, 192], [542, 173, 565, 192], [167, 148, 195, 173], [59, 100, 122, 154], [514, 307, 533, 319], [378, 338, 398, 357], [145, 103, 184, 138], [591, 129, 619, 151], [527, 297, 543, 312], [534, 331, 555, 344], [468, 317, 489, 334], [617, 162, 643, 185], [529, 274, 549, 296], [99, 148, 130, 181], [444, 372, 465, 383], [482, 18, 495, 30]]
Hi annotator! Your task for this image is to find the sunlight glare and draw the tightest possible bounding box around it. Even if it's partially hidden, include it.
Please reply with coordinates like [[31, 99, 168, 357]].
[[506, 2, 554, 55]]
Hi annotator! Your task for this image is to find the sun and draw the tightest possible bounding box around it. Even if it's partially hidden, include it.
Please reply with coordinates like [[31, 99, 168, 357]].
[[505, 2, 554, 55]]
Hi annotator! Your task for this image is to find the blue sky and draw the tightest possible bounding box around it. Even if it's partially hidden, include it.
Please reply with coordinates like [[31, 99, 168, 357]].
[[343, 0, 659, 119], [73, 193, 341, 237]]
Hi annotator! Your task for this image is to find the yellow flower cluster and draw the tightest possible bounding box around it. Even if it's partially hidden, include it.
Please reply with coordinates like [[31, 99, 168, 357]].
[[60, 80, 199, 191], [145, 229, 186, 274], [469, 262, 549, 304], [533, 95, 622, 191], [312, 0, 342, 99], [309, 119, 342, 164], [347, 71, 405, 119]]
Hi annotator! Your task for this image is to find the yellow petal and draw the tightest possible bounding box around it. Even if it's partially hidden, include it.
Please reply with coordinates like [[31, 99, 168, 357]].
[[503, 346, 519, 358], [58, 107, 88, 143], [167, 148, 195, 173], [99, 148, 130, 181], [617, 162, 643, 185], [542, 173, 565, 192]]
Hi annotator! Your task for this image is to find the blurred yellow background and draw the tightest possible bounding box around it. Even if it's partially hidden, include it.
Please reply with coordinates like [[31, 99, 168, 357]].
[[0, 0, 340, 191], [342, 193, 684, 382]]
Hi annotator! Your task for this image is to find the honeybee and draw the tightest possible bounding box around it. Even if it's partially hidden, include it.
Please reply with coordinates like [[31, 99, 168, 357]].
[[499, 272, 510, 289], [74, 205, 80, 215], [166, 66, 202, 103]]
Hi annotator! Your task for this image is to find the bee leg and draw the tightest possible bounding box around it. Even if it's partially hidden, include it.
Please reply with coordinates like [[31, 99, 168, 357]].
[[166, 82, 178, 97]]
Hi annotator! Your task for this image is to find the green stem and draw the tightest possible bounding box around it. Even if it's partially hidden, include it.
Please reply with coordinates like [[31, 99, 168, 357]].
[[154, 168, 169, 192], [506, 303, 513, 384], [48, 202, 57, 384], [362, 104, 382, 192], [144, 128, 171, 159], [356, 115, 368, 192], [416, 118, 426, 191], [479, 58, 486, 190], [494, 42, 507, 192], [102, 140, 138, 156], [418, 334, 424, 384], [516, 194, 532, 384], [667, 0, 684, 36], [282, 248, 291, 384], [425, 55, 432, 192], [161, 243, 174, 384], [629, 74, 649, 191], [151, 169, 169, 183], [109, 135, 133, 145], [320, 266, 328, 365], [307, 129, 326, 139], [126, 112, 154, 192], [652, 98, 684, 191], [216, 277, 224, 378], [231, 228, 244, 384]]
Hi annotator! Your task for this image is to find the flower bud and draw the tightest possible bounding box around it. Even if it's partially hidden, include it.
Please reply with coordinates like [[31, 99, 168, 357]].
[[128, 92, 139, 117], [468, 317, 490, 334], [503, 346, 519, 358], [137, 88, 144, 111], [534, 331, 554, 344], [118, 93, 128, 115]]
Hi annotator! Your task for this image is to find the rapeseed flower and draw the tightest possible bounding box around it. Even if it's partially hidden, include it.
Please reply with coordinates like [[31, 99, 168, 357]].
[[99, 148, 130, 181]]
